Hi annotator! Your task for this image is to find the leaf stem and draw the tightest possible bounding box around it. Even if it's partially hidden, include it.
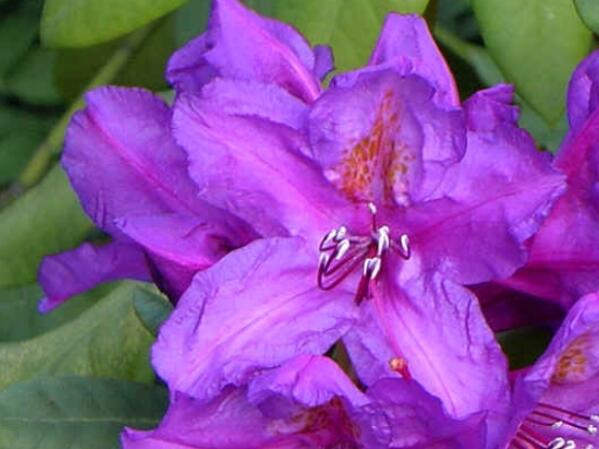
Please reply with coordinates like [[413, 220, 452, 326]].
[[16, 27, 151, 190]]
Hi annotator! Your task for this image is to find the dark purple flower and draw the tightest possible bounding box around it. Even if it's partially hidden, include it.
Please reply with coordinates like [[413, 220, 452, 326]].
[[151, 0, 564, 422], [38, 87, 257, 311], [498, 50, 599, 309], [122, 355, 485, 449]]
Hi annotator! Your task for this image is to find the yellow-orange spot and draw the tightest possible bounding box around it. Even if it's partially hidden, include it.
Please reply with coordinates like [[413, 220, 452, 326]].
[[389, 357, 412, 380], [336, 90, 413, 205], [551, 333, 592, 384]]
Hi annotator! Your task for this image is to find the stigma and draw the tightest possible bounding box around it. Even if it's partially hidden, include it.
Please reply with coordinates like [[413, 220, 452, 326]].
[[316, 203, 410, 303], [509, 402, 598, 449]]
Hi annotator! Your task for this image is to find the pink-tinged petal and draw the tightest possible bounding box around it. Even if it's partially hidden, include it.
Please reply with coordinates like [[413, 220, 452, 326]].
[[38, 241, 150, 312], [123, 387, 362, 449], [171, 0, 321, 102], [368, 14, 460, 107], [357, 378, 487, 449], [152, 237, 358, 402], [63, 86, 232, 237], [121, 390, 275, 449], [200, 78, 309, 130], [115, 212, 253, 300], [115, 213, 242, 270], [505, 107, 599, 306], [173, 92, 350, 240], [308, 69, 464, 207], [345, 269, 511, 423], [566, 49, 599, 131], [248, 354, 368, 408], [407, 85, 566, 285]]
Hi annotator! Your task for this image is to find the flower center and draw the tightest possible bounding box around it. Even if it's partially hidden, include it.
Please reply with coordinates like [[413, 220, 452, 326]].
[[510, 402, 598, 449], [316, 203, 410, 303]]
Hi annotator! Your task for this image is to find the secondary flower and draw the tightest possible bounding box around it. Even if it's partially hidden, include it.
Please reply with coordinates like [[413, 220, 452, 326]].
[[122, 355, 485, 449], [498, 291, 599, 449], [497, 50, 599, 309], [37, 87, 256, 312], [152, 0, 564, 423]]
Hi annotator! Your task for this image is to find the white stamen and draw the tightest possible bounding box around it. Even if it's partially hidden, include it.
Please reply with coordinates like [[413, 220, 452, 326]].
[[592, 415, 599, 423], [335, 239, 351, 260], [548, 437, 566, 449], [588, 424, 598, 435], [552, 420, 564, 430], [335, 225, 347, 241], [585, 445, 594, 449], [400, 233, 410, 257], [377, 226, 390, 256], [369, 257, 382, 280], [564, 441, 576, 449], [323, 229, 337, 246], [363, 258, 374, 276], [318, 253, 329, 269], [368, 202, 377, 215]]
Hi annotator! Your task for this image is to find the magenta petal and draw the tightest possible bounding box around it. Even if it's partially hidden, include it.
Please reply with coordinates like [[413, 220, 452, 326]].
[[38, 241, 150, 312], [152, 237, 358, 401], [408, 85, 566, 284], [566, 49, 599, 131], [313, 44, 334, 80], [121, 390, 274, 449], [345, 271, 510, 422], [173, 92, 349, 240], [368, 14, 460, 107], [202, 0, 320, 102], [63, 87, 219, 237], [248, 354, 368, 408], [166, 34, 217, 96], [358, 378, 487, 449], [200, 78, 309, 130]]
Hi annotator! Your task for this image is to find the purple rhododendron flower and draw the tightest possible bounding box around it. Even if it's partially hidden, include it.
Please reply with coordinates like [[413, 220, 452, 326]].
[[122, 355, 485, 449], [498, 50, 599, 309], [37, 87, 257, 312], [150, 0, 565, 426]]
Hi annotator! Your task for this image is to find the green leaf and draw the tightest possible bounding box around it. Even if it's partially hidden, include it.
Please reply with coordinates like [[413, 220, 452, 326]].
[[0, 282, 159, 390], [575, 0, 599, 34], [0, 283, 115, 342], [0, 107, 53, 185], [0, 165, 93, 289], [247, 0, 430, 72], [497, 325, 554, 370], [0, 376, 167, 449], [133, 289, 172, 336], [472, 0, 592, 126], [41, 0, 188, 48], [0, 3, 38, 82], [3, 48, 64, 105]]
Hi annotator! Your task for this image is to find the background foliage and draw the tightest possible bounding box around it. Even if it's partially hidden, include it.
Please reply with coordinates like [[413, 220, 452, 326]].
[[0, 0, 596, 447]]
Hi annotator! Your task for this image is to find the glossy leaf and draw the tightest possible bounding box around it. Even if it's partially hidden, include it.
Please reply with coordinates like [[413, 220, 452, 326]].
[[0, 165, 93, 289], [0, 3, 38, 81], [575, 0, 599, 34], [472, 0, 592, 125], [0, 283, 114, 342], [247, 0, 431, 71], [0, 282, 159, 390], [41, 0, 188, 47], [0, 376, 167, 449]]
